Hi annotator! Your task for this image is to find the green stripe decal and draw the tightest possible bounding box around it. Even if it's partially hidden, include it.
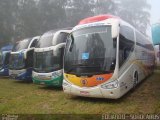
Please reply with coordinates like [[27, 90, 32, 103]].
[[32, 76, 63, 87]]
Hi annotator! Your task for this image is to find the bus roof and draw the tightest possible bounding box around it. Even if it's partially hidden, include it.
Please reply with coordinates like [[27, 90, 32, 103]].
[[78, 14, 119, 25]]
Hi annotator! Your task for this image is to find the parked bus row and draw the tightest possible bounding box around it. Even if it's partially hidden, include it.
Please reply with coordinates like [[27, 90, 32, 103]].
[[0, 14, 156, 99]]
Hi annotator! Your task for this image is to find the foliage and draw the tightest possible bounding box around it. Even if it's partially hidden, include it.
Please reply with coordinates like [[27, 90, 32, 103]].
[[0, 0, 19, 46], [0, 0, 151, 46], [0, 70, 160, 114]]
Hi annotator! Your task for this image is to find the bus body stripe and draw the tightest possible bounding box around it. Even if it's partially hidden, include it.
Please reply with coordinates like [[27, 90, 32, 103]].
[[64, 73, 113, 87]]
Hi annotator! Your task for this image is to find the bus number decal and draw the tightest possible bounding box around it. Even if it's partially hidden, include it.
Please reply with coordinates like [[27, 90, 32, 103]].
[[96, 77, 104, 81]]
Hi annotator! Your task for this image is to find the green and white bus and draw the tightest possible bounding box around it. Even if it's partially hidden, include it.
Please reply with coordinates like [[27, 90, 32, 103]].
[[32, 29, 71, 87]]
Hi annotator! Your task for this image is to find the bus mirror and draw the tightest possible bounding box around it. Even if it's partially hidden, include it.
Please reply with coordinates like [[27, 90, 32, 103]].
[[109, 18, 119, 38], [59, 48, 64, 57], [112, 25, 119, 38]]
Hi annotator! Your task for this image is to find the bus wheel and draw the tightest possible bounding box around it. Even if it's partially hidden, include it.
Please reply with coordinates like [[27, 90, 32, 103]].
[[133, 71, 138, 88]]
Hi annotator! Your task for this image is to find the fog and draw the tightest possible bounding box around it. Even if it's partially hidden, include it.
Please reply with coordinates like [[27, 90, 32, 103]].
[[149, 0, 160, 24], [0, 0, 152, 46]]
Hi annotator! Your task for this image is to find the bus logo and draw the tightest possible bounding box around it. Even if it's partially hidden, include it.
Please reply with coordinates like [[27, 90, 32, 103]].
[[96, 77, 104, 81], [81, 79, 87, 86], [82, 53, 89, 60]]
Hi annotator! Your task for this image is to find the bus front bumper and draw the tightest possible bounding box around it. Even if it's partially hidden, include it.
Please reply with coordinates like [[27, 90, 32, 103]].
[[63, 79, 122, 99], [9, 68, 32, 81], [0, 68, 9, 76], [32, 76, 63, 87]]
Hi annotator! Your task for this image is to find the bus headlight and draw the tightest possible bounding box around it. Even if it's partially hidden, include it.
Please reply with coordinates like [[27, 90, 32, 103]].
[[0, 69, 4, 72], [101, 80, 119, 89]]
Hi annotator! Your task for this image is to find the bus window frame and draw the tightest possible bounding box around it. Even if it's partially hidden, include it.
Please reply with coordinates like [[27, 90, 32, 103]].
[[118, 25, 135, 69]]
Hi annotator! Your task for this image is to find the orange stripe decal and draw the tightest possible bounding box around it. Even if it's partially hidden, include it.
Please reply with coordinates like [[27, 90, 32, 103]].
[[64, 73, 113, 87]]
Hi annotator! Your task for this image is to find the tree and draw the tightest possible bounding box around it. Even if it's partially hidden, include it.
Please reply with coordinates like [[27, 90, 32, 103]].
[[94, 0, 118, 15], [0, 0, 19, 46], [37, 0, 67, 30], [14, 0, 67, 40], [65, 0, 95, 26], [0, 0, 151, 46], [117, 0, 151, 35]]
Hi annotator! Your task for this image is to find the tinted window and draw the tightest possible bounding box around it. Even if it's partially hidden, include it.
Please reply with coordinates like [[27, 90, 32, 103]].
[[136, 31, 146, 48], [64, 26, 117, 76], [30, 39, 38, 48], [9, 53, 25, 70], [136, 31, 154, 51], [34, 49, 63, 73], [119, 25, 135, 68]]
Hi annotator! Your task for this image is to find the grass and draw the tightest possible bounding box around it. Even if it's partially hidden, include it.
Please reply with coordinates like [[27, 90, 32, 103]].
[[0, 69, 160, 117]]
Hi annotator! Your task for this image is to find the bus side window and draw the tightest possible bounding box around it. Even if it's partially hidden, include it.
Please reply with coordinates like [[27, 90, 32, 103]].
[[30, 39, 37, 48], [119, 25, 135, 68], [124, 48, 130, 59]]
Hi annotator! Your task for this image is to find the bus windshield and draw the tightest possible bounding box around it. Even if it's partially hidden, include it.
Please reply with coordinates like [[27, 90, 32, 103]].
[[9, 53, 25, 70], [36, 32, 54, 48], [64, 25, 117, 76], [34, 50, 62, 73], [12, 39, 31, 52]]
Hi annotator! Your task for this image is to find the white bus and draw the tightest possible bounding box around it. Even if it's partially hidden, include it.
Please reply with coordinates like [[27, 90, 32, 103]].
[[9, 36, 40, 81], [32, 29, 71, 87], [63, 15, 155, 99]]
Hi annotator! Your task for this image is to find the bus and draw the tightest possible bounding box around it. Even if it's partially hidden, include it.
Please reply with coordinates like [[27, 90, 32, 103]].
[[32, 29, 71, 87], [9, 36, 39, 81], [0, 45, 13, 76], [63, 15, 155, 99]]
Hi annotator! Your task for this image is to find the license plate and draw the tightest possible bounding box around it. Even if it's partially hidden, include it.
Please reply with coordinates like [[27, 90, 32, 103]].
[[80, 91, 90, 95]]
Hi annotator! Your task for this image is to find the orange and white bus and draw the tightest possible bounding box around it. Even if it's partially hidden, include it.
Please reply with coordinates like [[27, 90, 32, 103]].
[[63, 15, 155, 99]]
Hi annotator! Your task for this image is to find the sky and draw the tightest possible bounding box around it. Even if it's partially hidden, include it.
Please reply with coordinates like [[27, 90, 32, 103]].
[[149, 0, 160, 24], [145, 0, 160, 37], [149, 0, 160, 56]]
